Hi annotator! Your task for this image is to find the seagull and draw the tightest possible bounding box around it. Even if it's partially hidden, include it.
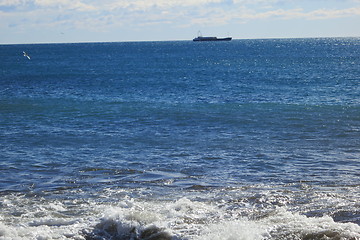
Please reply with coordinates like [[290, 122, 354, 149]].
[[23, 51, 31, 60]]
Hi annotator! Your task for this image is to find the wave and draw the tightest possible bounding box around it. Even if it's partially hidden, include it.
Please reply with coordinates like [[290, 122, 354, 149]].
[[1, 188, 359, 240]]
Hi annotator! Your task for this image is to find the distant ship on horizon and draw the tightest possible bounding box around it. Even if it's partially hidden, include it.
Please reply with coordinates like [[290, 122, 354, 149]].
[[193, 31, 232, 42]]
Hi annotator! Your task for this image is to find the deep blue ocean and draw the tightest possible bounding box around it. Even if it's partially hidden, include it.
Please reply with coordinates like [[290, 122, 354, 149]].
[[0, 38, 360, 239]]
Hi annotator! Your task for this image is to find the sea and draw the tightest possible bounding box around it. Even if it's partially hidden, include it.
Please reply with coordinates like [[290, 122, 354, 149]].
[[0, 38, 359, 240]]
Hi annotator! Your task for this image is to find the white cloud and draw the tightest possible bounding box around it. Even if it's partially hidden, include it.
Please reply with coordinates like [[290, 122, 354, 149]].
[[104, 0, 226, 12], [238, 6, 360, 21], [34, 0, 96, 11], [0, 0, 96, 11], [0, 0, 21, 6], [306, 7, 360, 19]]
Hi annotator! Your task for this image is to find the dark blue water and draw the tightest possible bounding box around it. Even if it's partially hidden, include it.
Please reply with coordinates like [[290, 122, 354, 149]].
[[1, 39, 360, 239]]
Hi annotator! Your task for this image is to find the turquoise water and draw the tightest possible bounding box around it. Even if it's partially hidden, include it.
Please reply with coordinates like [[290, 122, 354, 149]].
[[1, 38, 360, 239]]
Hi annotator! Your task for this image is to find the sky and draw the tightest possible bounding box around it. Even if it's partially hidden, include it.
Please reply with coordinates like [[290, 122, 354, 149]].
[[1, 0, 360, 44]]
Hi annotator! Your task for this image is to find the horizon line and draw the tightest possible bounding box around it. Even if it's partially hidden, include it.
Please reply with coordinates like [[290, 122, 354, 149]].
[[1, 36, 359, 46]]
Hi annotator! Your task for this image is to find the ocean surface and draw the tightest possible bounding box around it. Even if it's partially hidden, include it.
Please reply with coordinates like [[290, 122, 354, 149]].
[[0, 38, 359, 240]]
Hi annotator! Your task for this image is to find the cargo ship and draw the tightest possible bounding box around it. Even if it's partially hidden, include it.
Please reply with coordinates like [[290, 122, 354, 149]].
[[193, 31, 232, 41]]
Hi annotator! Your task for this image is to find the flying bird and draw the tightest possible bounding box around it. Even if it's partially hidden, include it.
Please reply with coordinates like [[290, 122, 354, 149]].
[[23, 51, 31, 60]]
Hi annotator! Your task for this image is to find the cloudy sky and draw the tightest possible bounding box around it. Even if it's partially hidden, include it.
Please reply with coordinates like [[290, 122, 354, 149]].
[[1, 0, 360, 44]]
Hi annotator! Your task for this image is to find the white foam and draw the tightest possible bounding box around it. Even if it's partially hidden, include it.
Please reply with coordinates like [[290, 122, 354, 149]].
[[262, 207, 360, 239], [1, 192, 360, 240], [195, 220, 268, 240], [0, 223, 87, 240], [89, 198, 360, 239], [29, 218, 79, 227]]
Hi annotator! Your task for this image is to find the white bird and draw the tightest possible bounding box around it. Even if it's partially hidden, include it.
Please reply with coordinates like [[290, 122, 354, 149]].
[[23, 51, 31, 60]]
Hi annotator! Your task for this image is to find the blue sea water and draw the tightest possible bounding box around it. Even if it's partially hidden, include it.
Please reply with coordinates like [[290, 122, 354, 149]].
[[0, 38, 360, 239]]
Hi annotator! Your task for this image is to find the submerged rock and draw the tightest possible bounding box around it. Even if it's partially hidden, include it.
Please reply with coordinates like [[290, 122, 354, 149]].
[[140, 226, 172, 240], [84, 222, 172, 240]]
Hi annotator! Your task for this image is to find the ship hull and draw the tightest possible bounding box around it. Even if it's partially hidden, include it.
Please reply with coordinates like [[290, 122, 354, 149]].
[[193, 37, 232, 42]]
